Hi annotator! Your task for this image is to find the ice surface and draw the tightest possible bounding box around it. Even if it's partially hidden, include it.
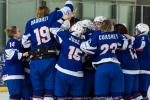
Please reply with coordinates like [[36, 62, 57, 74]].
[[0, 92, 9, 100]]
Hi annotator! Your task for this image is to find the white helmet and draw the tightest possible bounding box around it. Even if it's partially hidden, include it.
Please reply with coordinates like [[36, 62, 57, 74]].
[[94, 16, 106, 23], [70, 21, 85, 38], [136, 23, 149, 35], [65, 0, 73, 6], [61, 20, 70, 30], [81, 19, 95, 30]]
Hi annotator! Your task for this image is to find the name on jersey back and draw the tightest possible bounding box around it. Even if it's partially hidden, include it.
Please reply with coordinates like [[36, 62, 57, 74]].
[[31, 16, 49, 25], [99, 34, 118, 40], [69, 36, 80, 45]]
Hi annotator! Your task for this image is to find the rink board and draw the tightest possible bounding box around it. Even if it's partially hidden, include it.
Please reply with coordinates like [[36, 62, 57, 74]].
[[0, 87, 8, 92]]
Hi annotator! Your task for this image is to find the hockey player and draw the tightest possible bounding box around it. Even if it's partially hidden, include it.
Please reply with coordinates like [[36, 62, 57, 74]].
[[114, 24, 143, 100], [133, 23, 150, 98], [22, 49, 33, 100], [80, 20, 128, 99], [81, 19, 95, 40], [3, 26, 28, 100], [22, 1, 74, 100], [50, 22, 85, 99], [80, 19, 96, 97], [93, 16, 106, 30]]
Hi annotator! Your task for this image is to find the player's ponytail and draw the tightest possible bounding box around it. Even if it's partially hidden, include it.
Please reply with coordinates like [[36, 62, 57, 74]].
[[100, 19, 114, 32], [5, 26, 17, 38], [37, 6, 50, 18]]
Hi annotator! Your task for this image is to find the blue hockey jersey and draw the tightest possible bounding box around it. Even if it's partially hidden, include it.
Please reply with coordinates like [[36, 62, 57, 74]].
[[22, 4, 74, 50], [82, 29, 95, 41], [50, 28, 84, 77], [3, 38, 24, 81], [82, 29, 96, 71], [80, 31, 128, 67], [134, 34, 150, 71], [117, 38, 140, 73]]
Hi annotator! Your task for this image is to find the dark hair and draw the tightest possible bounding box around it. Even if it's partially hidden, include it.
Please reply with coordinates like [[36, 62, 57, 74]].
[[114, 24, 129, 34], [5, 26, 17, 38], [55, 7, 60, 11], [100, 20, 114, 32], [37, 6, 50, 18], [70, 17, 80, 26]]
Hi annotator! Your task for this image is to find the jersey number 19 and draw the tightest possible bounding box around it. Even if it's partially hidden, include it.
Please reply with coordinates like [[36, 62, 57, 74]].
[[34, 26, 51, 45]]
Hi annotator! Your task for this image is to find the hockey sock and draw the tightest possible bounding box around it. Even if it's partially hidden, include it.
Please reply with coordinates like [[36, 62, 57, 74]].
[[113, 96, 123, 100], [132, 93, 143, 100], [32, 97, 43, 100], [43, 97, 54, 100], [147, 86, 150, 100], [10, 94, 22, 100]]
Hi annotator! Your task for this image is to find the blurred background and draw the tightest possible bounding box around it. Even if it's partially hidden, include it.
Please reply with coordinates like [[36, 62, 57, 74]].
[[0, 0, 150, 51]]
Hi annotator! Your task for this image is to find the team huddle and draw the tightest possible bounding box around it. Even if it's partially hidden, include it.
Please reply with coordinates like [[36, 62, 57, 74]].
[[2, 0, 150, 100]]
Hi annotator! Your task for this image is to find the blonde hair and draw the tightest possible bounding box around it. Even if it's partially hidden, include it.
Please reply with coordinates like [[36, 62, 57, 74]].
[[100, 20, 114, 32], [5, 26, 17, 38]]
